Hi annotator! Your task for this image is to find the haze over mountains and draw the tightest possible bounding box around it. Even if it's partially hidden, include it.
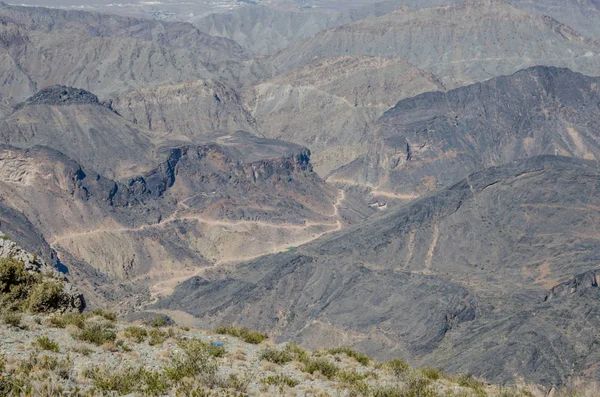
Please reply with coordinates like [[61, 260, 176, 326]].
[[2, 0, 600, 393]]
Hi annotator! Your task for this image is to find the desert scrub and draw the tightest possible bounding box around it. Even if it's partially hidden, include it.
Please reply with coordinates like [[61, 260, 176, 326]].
[[421, 366, 443, 380], [48, 312, 90, 329], [327, 347, 371, 366], [457, 374, 487, 396], [150, 315, 169, 327], [148, 328, 176, 346], [260, 348, 293, 365], [260, 374, 300, 388], [73, 322, 116, 345], [284, 342, 310, 363], [2, 311, 23, 327], [385, 359, 410, 378], [91, 308, 117, 322], [86, 365, 150, 395], [164, 339, 218, 384], [124, 325, 148, 342], [0, 258, 72, 313], [214, 325, 268, 344], [34, 336, 60, 352], [303, 358, 339, 379]]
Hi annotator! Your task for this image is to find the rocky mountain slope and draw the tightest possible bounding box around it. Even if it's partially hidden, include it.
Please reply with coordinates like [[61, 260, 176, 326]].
[[157, 155, 600, 389], [244, 56, 443, 175], [264, 0, 600, 89], [331, 66, 600, 196], [0, 1, 248, 109]]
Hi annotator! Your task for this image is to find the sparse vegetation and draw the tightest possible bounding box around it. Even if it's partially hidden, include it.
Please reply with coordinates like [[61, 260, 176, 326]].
[[260, 347, 293, 365], [91, 308, 117, 322], [73, 322, 117, 345], [421, 366, 443, 380], [261, 373, 299, 388], [385, 359, 410, 378], [303, 358, 339, 379], [34, 336, 60, 352], [149, 315, 169, 327], [2, 311, 23, 328], [327, 346, 371, 366], [124, 325, 148, 342], [214, 325, 268, 344]]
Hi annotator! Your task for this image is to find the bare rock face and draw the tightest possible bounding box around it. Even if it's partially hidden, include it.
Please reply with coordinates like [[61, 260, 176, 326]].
[[0, 232, 85, 313]]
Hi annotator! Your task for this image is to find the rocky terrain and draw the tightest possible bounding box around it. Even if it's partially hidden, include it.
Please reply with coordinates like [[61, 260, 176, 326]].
[[157, 156, 600, 389], [331, 66, 600, 196], [3, 0, 600, 394]]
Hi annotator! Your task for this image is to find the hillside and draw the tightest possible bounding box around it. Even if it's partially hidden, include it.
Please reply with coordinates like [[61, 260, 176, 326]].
[[330, 66, 600, 196], [264, 0, 600, 88], [245, 56, 443, 175], [157, 155, 600, 388]]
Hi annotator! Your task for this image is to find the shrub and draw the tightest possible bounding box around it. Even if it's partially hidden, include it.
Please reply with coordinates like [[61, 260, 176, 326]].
[[148, 328, 168, 346], [74, 322, 116, 345], [421, 367, 442, 380], [457, 374, 487, 395], [260, 348, 293, 365], [124, 326, 148, 343], [49, 313, 89, 329], [85, 365, 141, 395], [26, 281, 66, 313], [260, 374, 299, 388], [91, 308, 117, 322], [303, 358, 339, 379], [71, 345, 93, 356], [285, 342, 309, 363], [35, 336, 60, 352], [214, 325, 268, 344], [35, 355, 72, 379], [2, 311, 23, 327], [327, 347, 370, 366], [164, 339, 218, 384], [150, 316, 169, 327], [385, 359, 410, 378]]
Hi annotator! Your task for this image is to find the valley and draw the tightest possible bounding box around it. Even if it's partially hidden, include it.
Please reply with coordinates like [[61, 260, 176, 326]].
[[1, 0, 600, 395]]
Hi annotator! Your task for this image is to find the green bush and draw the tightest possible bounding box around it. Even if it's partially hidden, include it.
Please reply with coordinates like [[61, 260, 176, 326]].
[[27, 281, 66, 313], [327, 347, 371, 366], [457, 374, 487, 396], [284, 342, 309, 363], [385, 359, 410, 378], [35, 336, 60, 352], [164, 339, 218, 384], [260, 348, 293, 365], [74, 322, 116, 345], [2, 311, 23, 327], [303, 358, 339, 379], [214, 325, 268, 344], [260, 374, 299, 388], [124, 326, 148, 343], [150, 316, 169, 327], [49, 313, 89, 329], [420, 367, 442, 380], [148, 328, 168, 346], [86, 365, 142, 395], [91, 308, 117, 322]]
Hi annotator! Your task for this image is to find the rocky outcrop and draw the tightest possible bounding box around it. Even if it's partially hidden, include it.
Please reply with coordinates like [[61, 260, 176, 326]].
[[0, 233, 85, 313], [15, 86, 104, 108]]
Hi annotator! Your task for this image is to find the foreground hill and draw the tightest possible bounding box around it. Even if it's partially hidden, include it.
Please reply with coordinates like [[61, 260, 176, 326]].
[[331, 66, 600, 196], [157, 155, 600, 388]]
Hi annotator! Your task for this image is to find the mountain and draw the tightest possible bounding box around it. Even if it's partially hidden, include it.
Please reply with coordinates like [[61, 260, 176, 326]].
[[244, 56, 443, 175], [0, 86, 159, 179], [264, 0, 600, 89], [0, 2, 249, 108], [330, 66, 600, 196], [156, 155, 600, 388], [195, 1, 462, 55], [109, 80, 258, 138]]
